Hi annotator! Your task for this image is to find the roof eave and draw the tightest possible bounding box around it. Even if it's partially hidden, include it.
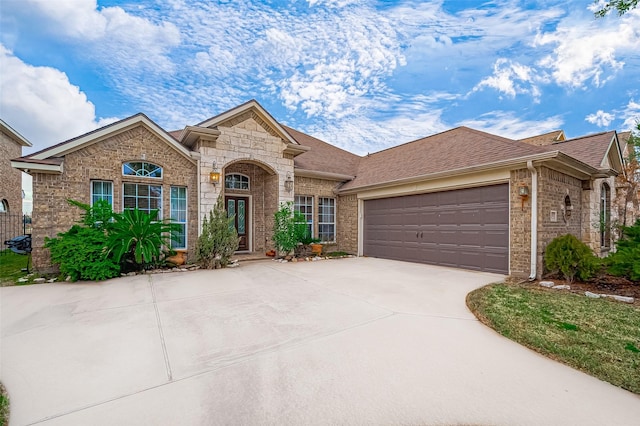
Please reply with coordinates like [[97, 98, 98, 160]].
[[338, 151, 598, 194], [294, 168, 354, 182], [11, 160, 63, 174], [0, 119, 32, 147], [284, 143, 310, 157], [179, 126, 221, 148]]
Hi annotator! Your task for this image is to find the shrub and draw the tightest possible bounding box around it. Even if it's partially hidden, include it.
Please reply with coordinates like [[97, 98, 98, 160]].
[[607, 219, 640, 281], [196, 196, 239, 269], [545, 234, 600, 283], [44, 200, 120, 281], [106, 208, 180, 271], [272, 202, 309, 256]]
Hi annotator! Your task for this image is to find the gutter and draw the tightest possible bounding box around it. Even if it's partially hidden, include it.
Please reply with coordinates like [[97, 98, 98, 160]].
[[294, 168, 354, 182], [527, 160, 538, 281]]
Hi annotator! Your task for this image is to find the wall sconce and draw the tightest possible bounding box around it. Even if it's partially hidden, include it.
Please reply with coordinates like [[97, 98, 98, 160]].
[[518, 183, 529, 211], [284, 172, 293, 193], [209, 161, 220, 185], [561, 195, 573, 221]]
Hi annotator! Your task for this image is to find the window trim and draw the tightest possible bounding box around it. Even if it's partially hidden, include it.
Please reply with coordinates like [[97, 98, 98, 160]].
[[170, 186, 187, 250], [0, 199, 8, 213], [90, 180, 114, 206], [122, 182, 163, 219], [318, 197, 336, 243], [225, 173, 250, 191], [294, 195, 314, 238], [122, 161, 163, 179]]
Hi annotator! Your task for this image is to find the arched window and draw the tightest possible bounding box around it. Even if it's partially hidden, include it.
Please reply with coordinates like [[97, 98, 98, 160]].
[[122, 161, 163, 178], [0, 199, 8, 213], [600, 183, 611, 248], [225, 173, 250, 190]]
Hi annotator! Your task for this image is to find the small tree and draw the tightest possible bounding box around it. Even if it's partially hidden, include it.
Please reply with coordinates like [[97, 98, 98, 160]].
[[196, 196, 240, 269], [614, 123, 640, 231], [272, 202, 309, 256], [545, 234, 600, 283]]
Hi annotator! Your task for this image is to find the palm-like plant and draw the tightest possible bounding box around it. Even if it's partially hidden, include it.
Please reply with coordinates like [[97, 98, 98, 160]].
[[106, 208, 180, 270]]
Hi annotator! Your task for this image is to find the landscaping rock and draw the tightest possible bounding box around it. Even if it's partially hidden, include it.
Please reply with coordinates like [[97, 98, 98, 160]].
[[17, 278, 28, 283], [33, 278, 46, 283], [47, 278, 57, 283], [606, 295, 635, 304], [585, 291, 601, 298], [552, 285, 570, 290], [539, 281, 555, 288]]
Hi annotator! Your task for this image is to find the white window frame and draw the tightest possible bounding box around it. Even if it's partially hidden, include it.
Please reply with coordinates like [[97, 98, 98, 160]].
[[600, 182, 611, 248], [122, 161, 163, 179], [0, 199, 8, 213], [294, 195, 314, 237], [225, 173, 250, 190], [90, 180, 113, 206], [170, 186, 187, 249], [123, 183, 163, 219], [318, 197, 336, 242]]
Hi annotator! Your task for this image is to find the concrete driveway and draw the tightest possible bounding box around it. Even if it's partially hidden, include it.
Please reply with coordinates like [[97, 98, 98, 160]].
[[1, 257, 639, 425]]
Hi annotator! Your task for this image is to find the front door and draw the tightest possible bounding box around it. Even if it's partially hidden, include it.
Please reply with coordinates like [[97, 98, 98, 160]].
[[225, 196, 249, 251]]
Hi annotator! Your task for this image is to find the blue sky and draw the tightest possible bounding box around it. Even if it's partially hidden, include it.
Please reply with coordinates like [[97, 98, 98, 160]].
[[1, 0, 639, 157]]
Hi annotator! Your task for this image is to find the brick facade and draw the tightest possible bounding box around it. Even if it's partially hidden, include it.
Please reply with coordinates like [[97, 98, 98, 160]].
[[1, 127, 27, 245], [30, 125, 198, 269]]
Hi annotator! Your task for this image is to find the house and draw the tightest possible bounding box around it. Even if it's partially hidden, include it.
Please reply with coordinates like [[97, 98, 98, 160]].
[[11, 100, 625, 279], [1, 119, 32, 246]]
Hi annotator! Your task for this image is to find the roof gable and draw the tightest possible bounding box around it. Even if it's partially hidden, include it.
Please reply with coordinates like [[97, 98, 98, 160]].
[[197, 100, 298, 145], [549, 131, 623, 173], [519, 129, 566, 146], [1, 119, 32, 147], [26, 113, 193, 162]]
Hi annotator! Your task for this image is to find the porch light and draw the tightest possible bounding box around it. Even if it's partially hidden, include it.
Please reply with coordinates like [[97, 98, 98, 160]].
[[209, 161, 220, 185], [518, 183, 529, 197], [284, 172, 294, 193]]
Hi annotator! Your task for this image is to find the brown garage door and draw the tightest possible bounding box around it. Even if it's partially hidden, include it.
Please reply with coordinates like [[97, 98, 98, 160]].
[[363, 184, 509, 273]]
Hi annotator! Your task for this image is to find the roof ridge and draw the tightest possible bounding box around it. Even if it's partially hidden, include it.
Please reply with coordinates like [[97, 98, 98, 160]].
[[553, 130, 615, 145]]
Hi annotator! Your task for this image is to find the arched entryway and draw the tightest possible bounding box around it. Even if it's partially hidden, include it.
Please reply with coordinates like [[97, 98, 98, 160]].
[[223, 160, 279, 253]]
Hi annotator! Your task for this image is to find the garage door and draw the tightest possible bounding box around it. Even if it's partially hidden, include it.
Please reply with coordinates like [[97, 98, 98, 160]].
[[363, 184, 509, 273]]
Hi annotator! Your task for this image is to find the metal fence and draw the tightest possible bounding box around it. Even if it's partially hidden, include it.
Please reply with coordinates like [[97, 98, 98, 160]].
[[1, 214, 32, 254]]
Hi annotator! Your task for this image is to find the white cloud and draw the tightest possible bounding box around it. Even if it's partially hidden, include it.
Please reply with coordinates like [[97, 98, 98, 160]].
[[458, 111, 564, 140], [6, 0, 180, 74], [620, 100, 640, 130], [585, 110, 615, 127], [534, 10, 640, 88], [0, 45, 117, 150], [472, 58, 541, 101]]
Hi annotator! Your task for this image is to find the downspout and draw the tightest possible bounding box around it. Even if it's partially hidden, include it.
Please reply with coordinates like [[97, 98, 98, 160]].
[[527, 160, 538, 280], [197, 156, 202, 235]]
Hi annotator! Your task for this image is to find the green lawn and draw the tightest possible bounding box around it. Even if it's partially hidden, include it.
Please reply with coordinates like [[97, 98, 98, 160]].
[[0, 250, 30, 286], [467, 283, 640, 394]]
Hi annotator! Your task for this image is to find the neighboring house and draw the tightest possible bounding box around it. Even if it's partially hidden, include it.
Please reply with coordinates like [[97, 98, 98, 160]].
[[11, 100, 625, 279], [1, 119, 31, 246]]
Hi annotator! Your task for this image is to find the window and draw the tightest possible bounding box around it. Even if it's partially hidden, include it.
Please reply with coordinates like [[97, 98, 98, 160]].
[[318, 197, 336, 242], [294, 195, 314, 237], [0, 199, 8, 213], [600, 183, 611, 248], [170, 187, 187, 249], [225, 173, 249, 190], [91, 181, 113, 206], [123, 183, 162, 218], [122, 162, 162, 178]]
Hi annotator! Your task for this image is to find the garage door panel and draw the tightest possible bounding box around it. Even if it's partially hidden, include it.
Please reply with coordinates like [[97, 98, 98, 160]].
[[363, 184, 509, 274]]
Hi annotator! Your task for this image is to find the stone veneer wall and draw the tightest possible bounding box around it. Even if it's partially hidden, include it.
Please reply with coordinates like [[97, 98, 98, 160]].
[[0, 129, 24, 245], [30, 125, 198, 270], [582, 176, 617, 256], [197, 113, 294, 234]]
